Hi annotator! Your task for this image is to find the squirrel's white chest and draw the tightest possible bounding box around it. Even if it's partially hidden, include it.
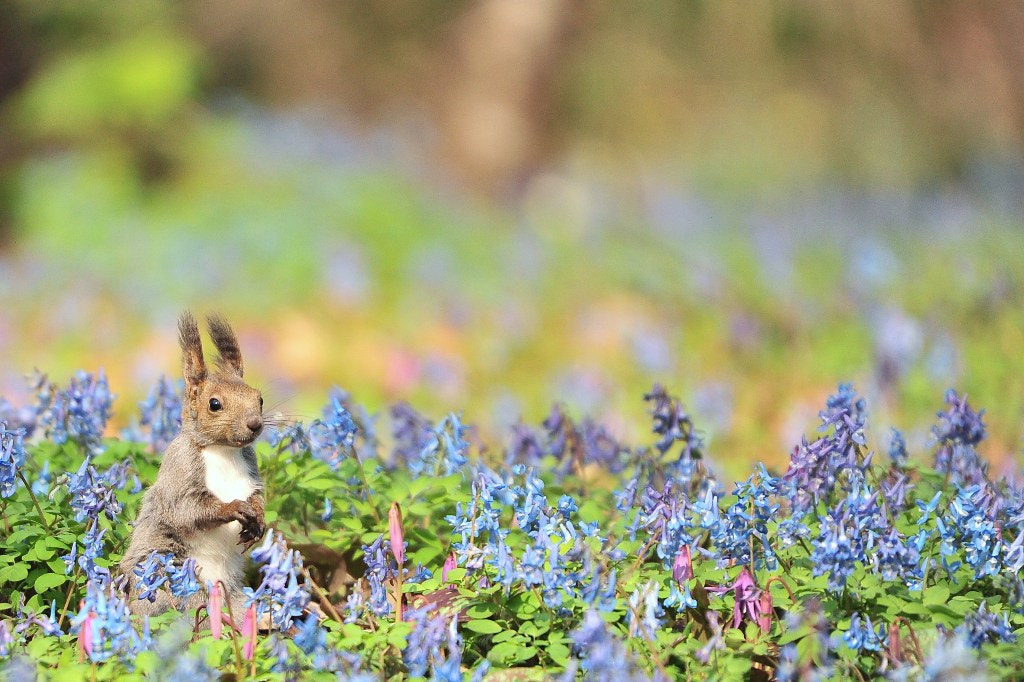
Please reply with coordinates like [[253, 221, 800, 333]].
[[193, 446, 257, 590], [201, 445, 257, 502]]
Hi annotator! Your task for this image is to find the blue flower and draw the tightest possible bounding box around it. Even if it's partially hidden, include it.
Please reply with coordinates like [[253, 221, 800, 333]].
[[307, 389, 358, 469], [35, 370, 115, 454], [167, 558, 201, 600], [626, 581, 662, 641], [840, 613, 884, 651], [321, 496, 333, 522], [137, 375, 183, 452], [956, 602, 1016, 649], [565, 609, 645, 679], [132, 553, 171, 602], [888, 428, 909, 467], [361, 535, 393, 617], [246, 532, 310, 629], [69, 580, 146, 663], [0, 421, 26, 498], [932, 390, 988, 486]]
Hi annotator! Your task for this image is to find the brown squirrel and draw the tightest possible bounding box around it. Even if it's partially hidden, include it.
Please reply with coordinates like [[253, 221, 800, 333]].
[[121, 312, 266, 616]]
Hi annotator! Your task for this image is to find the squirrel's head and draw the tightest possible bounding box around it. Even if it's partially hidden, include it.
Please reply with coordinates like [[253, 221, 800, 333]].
[[177, 311, 264, 448]]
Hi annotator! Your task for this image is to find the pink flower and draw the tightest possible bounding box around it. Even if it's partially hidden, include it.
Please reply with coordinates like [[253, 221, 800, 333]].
[[888, 621, 903, 663], [208, 581, 223, 639], [710, 566, 763, 629], [731, 567, 760, 629], [78, 608, 96, 658], [389, 502, 405, 567], [672, 545, 693, 583], [757, 587, 773, 633], [242, 603, 257, 660], [442, 552, 458, 583]]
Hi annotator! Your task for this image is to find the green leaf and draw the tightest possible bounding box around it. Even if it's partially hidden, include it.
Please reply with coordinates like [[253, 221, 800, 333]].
[[547, 641, 571, 665], [923, 584, 950, 605], [0, 563, 29, 584], [34, 572, 68, 592], [466, 603, 497, 619], [464, 619, 503, 634]]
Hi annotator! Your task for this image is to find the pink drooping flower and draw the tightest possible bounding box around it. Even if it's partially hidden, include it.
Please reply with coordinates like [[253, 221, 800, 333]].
[[78, 608, 96, 658], [757, 587, 773, 633], [389, 502, 405, 567], [242, 603, 257, 660], [888, 621, 903, 663], [672, 545, 693, 584], [709, 566, 763, 629], [442, 552, 458, 583], [731, 567, 761, 628], [208, 581, 223, 639]]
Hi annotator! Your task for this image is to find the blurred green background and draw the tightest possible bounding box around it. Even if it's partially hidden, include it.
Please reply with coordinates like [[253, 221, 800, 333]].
[[1, 1, 1023, 478]]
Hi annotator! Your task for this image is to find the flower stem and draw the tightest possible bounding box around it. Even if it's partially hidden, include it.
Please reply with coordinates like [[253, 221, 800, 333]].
[[217, 580, 246, 681], [17, 470, 51, 532], [300, 565, 343, 623], [57, 562, 82, 629]]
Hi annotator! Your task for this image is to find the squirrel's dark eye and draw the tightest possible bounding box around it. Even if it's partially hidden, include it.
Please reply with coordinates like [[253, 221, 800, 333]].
[[209, 398, 222, 412]]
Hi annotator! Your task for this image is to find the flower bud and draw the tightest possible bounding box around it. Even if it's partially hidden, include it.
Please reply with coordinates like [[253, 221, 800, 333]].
[[389, 502, 405, 566], [672, 545, 693, 584]]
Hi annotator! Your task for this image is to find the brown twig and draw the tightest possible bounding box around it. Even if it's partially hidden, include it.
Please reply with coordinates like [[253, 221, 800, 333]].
[[764, 575, 799, 605], [300, 565, 344, 623], [892, 616, 924, 663]]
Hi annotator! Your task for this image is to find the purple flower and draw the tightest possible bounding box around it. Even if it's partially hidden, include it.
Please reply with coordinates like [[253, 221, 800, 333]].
[[137, 375, 182, 452], [565, 609, 646, 679], [0, 421, 26, 498], [246, 532, 310, 629], [840, 612, 884, 651], [956, 602, 1015, 649], [672, 545, 693, 583], [307, 389, 358, 469], [35, 370, 115, 454], [389, 402, 434, 469]]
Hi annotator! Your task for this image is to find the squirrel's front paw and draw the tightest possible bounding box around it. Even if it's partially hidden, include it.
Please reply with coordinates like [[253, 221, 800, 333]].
[[235, 501, 266, 548], [223, 500, 264, 543]]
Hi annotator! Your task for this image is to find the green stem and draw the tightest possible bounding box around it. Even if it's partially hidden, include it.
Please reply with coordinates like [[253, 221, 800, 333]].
[[217, 580, 246, 681], [18, 470, 51, 532], [57, 561, 83, 629]]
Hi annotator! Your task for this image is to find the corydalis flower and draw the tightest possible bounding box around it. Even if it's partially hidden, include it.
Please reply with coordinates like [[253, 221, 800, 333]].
[[710, 566, 762, 629], [247, 532, 310, 629], [0, 421, 26, 499], [933, 389, 988, 486], [35, 370, 115, 454], [956, 602, 1016, 649], [307, 389, 358, 469], [137, 375, 182, 452], [69, 581, 146, 664], [564, 609, 648, 680], [389, 502, 405, 566], [672, 545, 693, 583]]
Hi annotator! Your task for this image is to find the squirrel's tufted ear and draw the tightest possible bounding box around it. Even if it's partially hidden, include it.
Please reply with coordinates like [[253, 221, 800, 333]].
[[178, 311, 207, 390], [207, 314, 244, 378]]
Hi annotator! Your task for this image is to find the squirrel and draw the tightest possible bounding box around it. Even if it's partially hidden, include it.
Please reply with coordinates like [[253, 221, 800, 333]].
[[120, 312, 266, 616]]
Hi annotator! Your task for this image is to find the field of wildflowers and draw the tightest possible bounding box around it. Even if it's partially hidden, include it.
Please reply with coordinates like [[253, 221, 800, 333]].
[[2, 370, 1023, 680]]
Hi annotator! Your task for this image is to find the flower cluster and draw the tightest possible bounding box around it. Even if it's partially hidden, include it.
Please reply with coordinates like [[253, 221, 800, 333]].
[[933, 389, 988, 485], [69, 581, 151, 664], [34, 370, 115, 454], [136, 375, 183, 452], [307, 388, 358, 469], [245, 532, 310, 630], [0, 421, 26, 498]]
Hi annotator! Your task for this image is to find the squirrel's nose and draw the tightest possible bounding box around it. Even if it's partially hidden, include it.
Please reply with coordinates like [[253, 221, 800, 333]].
[[246, 416, 263, 432]]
